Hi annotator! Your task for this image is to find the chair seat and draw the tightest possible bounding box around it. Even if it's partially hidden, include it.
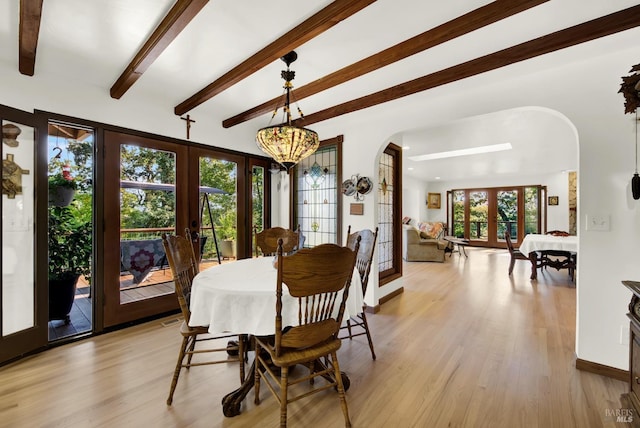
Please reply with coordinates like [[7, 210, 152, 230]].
[[257, 337, 342, 367], [512, 249, 530, 260], [180, 321, 209, 336]]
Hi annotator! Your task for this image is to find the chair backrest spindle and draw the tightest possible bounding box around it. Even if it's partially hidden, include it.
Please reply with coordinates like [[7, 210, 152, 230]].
[[162, 229, 199, 323], [274, 237, 360, 356], [346, 226, 378, 296]]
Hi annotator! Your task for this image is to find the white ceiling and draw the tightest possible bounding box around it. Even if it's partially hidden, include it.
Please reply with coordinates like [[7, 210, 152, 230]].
[[1, 0, 638, 181], [401, 106, 578, 182]]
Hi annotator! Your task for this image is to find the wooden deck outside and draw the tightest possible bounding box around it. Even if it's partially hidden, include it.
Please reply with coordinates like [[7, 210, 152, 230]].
[[48, 258, 233, 341]]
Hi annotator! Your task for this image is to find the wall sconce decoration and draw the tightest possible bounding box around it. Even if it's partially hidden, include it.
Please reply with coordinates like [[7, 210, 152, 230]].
[[342, 174, 372, 201], [548, 196, 559, 206]]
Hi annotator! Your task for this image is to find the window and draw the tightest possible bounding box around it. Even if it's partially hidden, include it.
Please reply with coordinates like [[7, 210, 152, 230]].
[[378, 143, 402, 285], [292, 137, 342, 247]]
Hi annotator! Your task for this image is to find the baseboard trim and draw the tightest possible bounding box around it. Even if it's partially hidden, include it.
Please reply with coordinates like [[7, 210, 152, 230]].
[[366, 287, 405, 314], [576, 357, 628, 382], [379, 287, 404, 306]]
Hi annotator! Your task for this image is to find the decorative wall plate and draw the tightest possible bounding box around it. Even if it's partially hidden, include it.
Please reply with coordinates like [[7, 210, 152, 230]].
[[342, 179, 356, 196], [357, 176, 373, 194]]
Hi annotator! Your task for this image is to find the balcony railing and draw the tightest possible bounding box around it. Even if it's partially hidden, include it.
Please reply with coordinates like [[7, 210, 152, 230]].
[[452, 220, 539, 240]]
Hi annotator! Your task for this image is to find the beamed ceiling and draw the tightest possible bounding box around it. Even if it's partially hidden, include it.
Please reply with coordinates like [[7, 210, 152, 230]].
[[5, 0, 640, 181]]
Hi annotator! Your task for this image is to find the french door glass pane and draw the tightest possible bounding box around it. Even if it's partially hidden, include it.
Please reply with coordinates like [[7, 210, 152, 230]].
[[47, 122, 94, 339], [524, 186, 540, 234], [251, 165, 265, 255], [2, 121, 35, 335], [497, 190, 518, 240], [469, 191, 488, 241], [452, 190, 465, 238], [199, 157, 237, 261], [119, 145, 176, 303]]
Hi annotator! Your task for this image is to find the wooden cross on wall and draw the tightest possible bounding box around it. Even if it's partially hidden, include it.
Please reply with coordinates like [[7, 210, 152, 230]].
[[181, 114, 195, 140]]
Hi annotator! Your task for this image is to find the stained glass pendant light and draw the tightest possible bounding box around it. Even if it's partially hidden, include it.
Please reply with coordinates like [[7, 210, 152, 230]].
[[256, 51, 319, 170]]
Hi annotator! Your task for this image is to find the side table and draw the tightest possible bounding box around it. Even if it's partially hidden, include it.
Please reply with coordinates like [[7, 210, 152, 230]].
[[444, 236, 470, 258]]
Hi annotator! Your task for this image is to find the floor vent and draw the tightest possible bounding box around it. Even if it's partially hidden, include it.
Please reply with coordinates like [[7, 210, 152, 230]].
[[161, 318, 182, 327]]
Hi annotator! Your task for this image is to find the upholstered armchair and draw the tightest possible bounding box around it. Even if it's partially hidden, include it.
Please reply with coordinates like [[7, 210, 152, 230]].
[[402, 223, 449, 262]]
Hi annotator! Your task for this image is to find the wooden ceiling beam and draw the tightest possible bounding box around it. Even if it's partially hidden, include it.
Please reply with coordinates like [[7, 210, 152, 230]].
[[48, 124, 75, 139], [292, 4, 640, 127], [48, 124, 92, 141], [223, 0, 548, 128], [174, 0, 377, 116], [110, 0, 209, 99], [19, 0, 43, 76]]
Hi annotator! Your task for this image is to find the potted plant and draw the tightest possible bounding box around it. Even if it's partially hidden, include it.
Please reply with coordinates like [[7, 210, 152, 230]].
[[48, 170, 77, 207], [48, 205, 92, 324], [217, 211, 237, 259]]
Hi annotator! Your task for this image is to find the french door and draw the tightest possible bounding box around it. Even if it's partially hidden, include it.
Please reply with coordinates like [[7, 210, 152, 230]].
[[450, 186, 544, 248], [188, 146, 248, 264], [0, 105, 48, 363], [103, 132, 248, 327]]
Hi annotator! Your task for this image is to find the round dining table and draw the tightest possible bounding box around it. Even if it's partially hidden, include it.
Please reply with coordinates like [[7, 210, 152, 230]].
[[189, 256, 363, 335], [188, 256, 363, 417]]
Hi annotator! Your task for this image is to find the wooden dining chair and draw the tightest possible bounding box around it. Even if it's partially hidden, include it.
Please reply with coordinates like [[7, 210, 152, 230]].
[[546, 230, 570, 236], [254, 226, 300, 256], [254, 238, 360, 428], [340, 225, 378, 360], [542, 231, 573, 277], [505, 229, 531, 275], [161, 230, 245, 406]]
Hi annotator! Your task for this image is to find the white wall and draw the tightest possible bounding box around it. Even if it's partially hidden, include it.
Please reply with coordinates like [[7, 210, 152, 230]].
[[2, 29, 640, 371], [402, 174, 429, 225]]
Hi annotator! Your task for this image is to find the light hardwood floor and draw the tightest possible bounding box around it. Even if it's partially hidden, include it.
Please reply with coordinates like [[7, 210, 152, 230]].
[[0, 248, 629, 427]]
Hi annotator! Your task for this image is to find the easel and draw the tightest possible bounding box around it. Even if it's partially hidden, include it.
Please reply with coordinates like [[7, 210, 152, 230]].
[[200, 192, 222, 264]]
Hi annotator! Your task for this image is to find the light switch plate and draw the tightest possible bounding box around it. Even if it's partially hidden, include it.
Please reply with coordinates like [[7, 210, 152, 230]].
[[585, 214, 610, 231], [621, 325, 630, 345]]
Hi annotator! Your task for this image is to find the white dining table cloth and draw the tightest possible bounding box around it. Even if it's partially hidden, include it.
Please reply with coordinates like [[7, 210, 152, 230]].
[[189, 256, 363, 336], [518, 234, 578, 255]]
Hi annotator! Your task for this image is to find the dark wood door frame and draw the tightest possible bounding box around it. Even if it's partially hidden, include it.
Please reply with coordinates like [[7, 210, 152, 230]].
[[0, 104, 48, 364], [103, 131, 186, 327]]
